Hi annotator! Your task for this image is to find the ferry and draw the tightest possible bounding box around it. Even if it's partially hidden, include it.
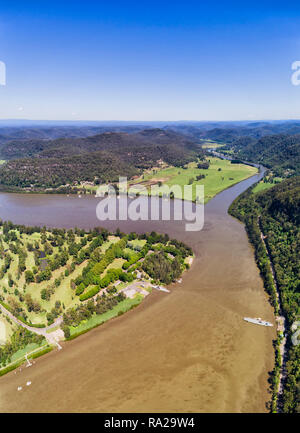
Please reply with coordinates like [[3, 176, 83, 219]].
[[244, 317, 273, 327]]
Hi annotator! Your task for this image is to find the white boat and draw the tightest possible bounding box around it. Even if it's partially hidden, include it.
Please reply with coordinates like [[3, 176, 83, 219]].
[[152, 285, 170, 293], [244, 317, 273, 327]]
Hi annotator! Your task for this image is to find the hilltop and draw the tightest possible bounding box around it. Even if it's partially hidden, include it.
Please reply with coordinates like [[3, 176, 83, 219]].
[[0, 129, 202, 191]]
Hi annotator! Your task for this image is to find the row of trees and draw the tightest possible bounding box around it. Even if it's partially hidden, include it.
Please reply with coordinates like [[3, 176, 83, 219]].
[[62, 291, 126, 336]]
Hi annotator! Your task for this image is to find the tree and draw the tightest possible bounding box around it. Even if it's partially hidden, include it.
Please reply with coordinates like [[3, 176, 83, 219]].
[[25, 270, 34, 283], [62, 325, 70, 339]]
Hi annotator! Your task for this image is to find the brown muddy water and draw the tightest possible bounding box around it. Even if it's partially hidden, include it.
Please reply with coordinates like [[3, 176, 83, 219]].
[[0, 170, 275, 412]]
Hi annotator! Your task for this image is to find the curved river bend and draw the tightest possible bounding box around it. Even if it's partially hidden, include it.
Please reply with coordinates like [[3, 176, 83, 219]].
[[0, 169, 275, 413]]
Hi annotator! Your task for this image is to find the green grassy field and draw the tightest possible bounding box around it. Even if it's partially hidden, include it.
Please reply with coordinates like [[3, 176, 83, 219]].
[[131, 157, 257, 203], [0, 320, 6, 344], [0, 315, 16, 345], [101, 257, 126, 278], [200, 140, 226, 149], [0, 342, 51, 373], [253, 181, 275, 193], [127, 239, 147, 249], [10, 341, 46, 362], [253, 177, 283, 194], [69, 294, 143, 337], [100, 236, 120, 252], [25, 258, 89, 320], [123, 247, 137, 257]]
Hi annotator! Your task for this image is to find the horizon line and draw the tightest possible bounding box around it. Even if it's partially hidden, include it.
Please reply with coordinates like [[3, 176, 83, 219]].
[[1, 118, 300, 124]]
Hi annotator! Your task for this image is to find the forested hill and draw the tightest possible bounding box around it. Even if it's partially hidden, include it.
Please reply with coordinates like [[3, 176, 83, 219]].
[[225, 134, 300, 176], [0, 129, 202, 190], [229, 176, 300, 412], [198, 122, 300, 143], [256, 176, 300, 225], [0, 151, 139, 190], [0, 128, 199, 160], [0, 124, 150, 145]]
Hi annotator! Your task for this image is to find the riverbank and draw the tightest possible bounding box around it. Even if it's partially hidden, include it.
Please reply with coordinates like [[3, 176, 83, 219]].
[[228, 178, 293, 413], [0, 166, 275, 413], [259, 220, 288, 412], [0, 157, 258, 205]]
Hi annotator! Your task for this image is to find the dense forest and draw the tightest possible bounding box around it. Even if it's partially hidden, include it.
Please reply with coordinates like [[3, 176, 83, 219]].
[[199, 124, 300, 143], [223, 134, 300, 176], [229, 177, 300, 412], [0, 128, 199, 160], [0, 151, 138, 189], [0, 129, 202, 191]]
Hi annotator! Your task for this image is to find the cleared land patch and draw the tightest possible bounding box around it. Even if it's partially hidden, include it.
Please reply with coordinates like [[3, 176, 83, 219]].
[[130, 157, 257, 202]]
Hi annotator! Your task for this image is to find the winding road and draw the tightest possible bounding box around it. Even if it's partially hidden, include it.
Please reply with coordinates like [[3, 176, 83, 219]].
[[0, 303, 64, 346]]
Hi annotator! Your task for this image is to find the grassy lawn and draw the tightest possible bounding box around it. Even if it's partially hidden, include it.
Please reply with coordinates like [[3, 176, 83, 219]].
[[123, 247, 137, 257], [130, 157, 257, 203], [253, 181, 275, 193], [10, 340, 47, 363], [25, 258, 89, 323], [69, 294, 144, 337], [253, 177, 283, 194], [101, 257, 126, 278], [106, 257, 126, 270], [100, 236, 120, 252], [0, 319, 6, 344], [4, 316, 16, 340], [127, 239, 147, 249]]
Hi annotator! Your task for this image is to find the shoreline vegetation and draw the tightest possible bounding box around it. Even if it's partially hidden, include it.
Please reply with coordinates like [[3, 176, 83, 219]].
[[229, 176, 300, 413], [213, 134, 299, 413], [66, 295, 144, 340], [229, 190, 281, 412], [0, 220, 194, 376], [0, 344, 53, 377], [0, 156, 257, 205]]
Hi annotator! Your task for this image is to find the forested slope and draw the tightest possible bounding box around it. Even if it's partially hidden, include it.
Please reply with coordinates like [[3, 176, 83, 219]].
[[225, 134, 300, 176], [229, 177, 300, 412], [0, 129, 201, 191]]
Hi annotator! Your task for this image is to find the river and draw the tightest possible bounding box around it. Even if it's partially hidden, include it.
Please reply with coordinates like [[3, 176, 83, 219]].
[[0, 168, 276, 412]]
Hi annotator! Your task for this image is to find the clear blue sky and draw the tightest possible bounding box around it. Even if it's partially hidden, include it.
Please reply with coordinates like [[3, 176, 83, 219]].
[[1, 1, 300, 121]]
